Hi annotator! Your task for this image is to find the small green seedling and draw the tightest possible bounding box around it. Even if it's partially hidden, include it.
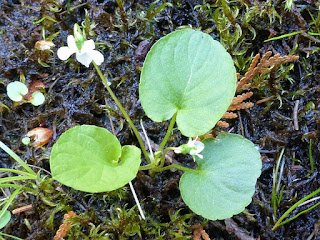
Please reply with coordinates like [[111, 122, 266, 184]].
[[52, 27, 262, 221], [6, 81, 28, 102], [30, 91, 45, 106], [21, 137, 31, 145], [6, 81, 45, 106]]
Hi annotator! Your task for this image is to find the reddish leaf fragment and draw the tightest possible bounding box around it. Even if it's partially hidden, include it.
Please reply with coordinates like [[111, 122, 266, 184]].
[[27, 127, 53, 149], [24, 81, 45, 101]]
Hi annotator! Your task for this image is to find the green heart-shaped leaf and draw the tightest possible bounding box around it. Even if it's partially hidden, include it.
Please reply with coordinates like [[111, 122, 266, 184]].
[[50, 125, 141, 193], [139, 29, 236, 137], [179, 133, 261, 220]]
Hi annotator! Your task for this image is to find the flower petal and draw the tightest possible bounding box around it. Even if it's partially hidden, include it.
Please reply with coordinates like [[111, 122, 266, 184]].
[[88, 50, 104, 65], [197, 153, 203, 159], [80, 40, 95, 54], [190, 150, 203, 159], [67, 35, 78, 53], [190, 149, 197, 155], [76, 52, 93, 68], [57, 46, 74, 61], [187, 138, 195, 148], [194, 141, 204, 152]]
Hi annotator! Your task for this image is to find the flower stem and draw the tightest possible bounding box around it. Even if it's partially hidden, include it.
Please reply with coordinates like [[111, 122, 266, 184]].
[[157, 113, 177, 154], [159, 147, 176, 168], [139, 164, 153, 171], [93, 62, 150, 163], [139, 163, 195, 172], [157, 164, 195, 172]]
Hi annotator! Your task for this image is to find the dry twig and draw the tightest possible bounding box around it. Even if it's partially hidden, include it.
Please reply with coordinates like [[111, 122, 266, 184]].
[[293, 100, 300, 130], [12, 205, 33, 214], [225, 218, 255, 240]]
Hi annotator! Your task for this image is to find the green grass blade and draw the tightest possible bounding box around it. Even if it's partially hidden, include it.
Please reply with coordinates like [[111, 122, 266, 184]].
[[0, 168, 36, 177], [0, 188, 22, 220], [271, 148, 285, 218], [278, 185, 285, 205], [273, 187, 320, 230], [308, 32, 320, 36], [0, 176, 37, 184], [0, 184, 35, 192], [265, 30, 305, 42], [0, 141, 36, 176], [0, 232, 24, 240], [278, 202, 320, 227]]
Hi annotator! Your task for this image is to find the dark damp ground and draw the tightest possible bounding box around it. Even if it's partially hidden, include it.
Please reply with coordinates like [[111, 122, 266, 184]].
[[0, 0, 319, 239]]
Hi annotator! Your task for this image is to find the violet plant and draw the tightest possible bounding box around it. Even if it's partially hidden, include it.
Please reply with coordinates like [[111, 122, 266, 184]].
[[50, 25, 262, 220]]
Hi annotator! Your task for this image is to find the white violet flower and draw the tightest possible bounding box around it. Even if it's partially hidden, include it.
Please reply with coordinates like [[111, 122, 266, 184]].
[[188, 139, 204, 159], [174, 137, 205, 159], [57, 24, 104, 68]]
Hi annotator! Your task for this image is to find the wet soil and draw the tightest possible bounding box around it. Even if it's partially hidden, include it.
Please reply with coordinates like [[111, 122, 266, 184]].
[[0, 0, 319, 239]]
